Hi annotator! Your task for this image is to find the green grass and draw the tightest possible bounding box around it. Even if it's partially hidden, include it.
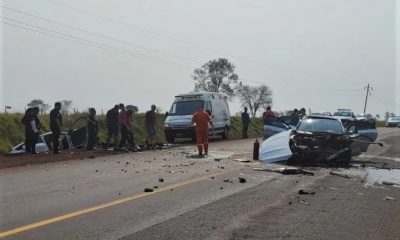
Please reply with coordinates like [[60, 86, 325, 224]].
[[0, 113, 264, 154]]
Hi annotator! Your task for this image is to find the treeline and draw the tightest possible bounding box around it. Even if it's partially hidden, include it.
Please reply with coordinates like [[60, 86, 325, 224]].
[[0, 113, 264, 154]]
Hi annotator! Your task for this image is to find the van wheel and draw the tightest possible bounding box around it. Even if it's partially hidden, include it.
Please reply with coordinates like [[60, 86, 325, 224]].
[[221, 126, 229, 139], [166, 135, 175, 143]]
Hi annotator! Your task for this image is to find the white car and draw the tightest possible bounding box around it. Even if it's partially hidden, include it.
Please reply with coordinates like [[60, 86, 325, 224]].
[[386, 117, 400, 127]]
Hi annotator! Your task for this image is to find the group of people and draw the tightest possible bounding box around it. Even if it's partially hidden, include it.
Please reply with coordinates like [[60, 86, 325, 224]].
[[105, 103, 158, 151], [21, 102, 158, 154]]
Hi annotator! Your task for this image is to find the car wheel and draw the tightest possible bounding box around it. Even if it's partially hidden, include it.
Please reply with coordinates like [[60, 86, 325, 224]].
[[221, 126, 229, 139], [166, 135, 175, 143]]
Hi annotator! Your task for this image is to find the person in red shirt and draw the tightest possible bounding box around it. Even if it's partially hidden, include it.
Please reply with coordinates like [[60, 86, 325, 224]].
[[264, 106, 276, 121], [192, 106, 212, 156]]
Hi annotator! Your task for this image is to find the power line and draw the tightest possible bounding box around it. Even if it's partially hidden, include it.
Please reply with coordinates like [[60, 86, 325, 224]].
[[1, 17, 197, 70], [47, 0, 350, 83], [1, 5, 204, 65]]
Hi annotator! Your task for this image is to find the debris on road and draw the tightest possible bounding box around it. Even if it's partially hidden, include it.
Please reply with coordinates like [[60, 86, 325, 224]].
[[88, 156, 95, 159], [382, 181, 399, 186], [223, 179, 230, 183], [144, 188, 154, 192], [298, 190, 316, 195], [239, 177, 247, 183], [234, 159, 251, 162], [298, 199, 310, 205], [254, 167, 314, 176], [159, 178, 164, 182], [329, 171, 350, 178], [220, 187, 224, 190], [384, 196, 396, 201], [153, 186, 159, 189]]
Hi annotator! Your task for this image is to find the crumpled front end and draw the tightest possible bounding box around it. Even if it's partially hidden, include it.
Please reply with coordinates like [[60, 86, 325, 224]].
[[289, 131, 352, 163]]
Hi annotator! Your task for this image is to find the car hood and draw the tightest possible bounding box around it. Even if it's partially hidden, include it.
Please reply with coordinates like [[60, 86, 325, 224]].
[[259, 129, 293, 164]]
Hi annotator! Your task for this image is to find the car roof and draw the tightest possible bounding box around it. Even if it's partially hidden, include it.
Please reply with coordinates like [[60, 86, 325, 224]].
[[304, 115, 339, 120]]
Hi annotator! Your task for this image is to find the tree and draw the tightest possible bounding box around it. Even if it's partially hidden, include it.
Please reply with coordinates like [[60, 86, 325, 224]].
[[192, 58, 239, 98], [60, 100, 73, 115], [27, 99, 50, 114], [236, 84, 273, 118], [384, 112, 390, 121]]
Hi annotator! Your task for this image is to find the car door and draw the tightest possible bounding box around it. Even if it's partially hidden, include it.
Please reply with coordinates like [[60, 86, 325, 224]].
[[264, 118, 291, 139], [350, 120, 378, 155]]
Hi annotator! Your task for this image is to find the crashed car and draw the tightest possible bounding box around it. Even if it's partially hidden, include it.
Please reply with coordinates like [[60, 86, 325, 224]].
[[260, 115, 379, 164], [9, 127, 88, 154], [263, 116, 299, 139]]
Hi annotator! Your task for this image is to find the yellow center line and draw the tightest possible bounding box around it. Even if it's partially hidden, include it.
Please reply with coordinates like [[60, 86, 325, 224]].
[[0, 172, 222, 238]]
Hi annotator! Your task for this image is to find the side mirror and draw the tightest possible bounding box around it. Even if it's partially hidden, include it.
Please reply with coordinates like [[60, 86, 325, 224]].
[[349, 133, 360, 139]]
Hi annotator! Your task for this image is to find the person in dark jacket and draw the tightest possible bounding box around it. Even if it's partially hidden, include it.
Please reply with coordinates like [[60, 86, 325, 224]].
[[241, 107, 250, 138], [106, 105, 120, 149], [29, 107, 41, 154], [50, 102, 62, 154], [87, 108, 99, 150], [21, 108, 33, 153]]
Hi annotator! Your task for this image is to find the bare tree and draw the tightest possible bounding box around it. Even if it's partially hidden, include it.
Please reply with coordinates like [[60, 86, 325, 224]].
[[60, 100, 73, 115], [27, 99, 50, 114], [192, 58, 239, 99], [237, 84, 273, 118]]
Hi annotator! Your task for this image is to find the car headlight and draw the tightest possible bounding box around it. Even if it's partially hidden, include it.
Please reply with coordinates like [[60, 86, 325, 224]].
[[164, 123, 170, 128]]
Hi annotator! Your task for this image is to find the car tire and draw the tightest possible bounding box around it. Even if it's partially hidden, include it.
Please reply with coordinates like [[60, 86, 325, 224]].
[[221, 126, 229, 139], [166, 135, 175, 143]]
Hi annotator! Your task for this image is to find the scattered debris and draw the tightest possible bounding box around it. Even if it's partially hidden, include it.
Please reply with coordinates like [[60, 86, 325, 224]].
[[95, 170, 98, 172], [118, 192, 121, 195], [254, 167, 314, 176], [159, 178, 165, 182], [298, 190, 316, 195], [384, 196, 396, 201], [153, 186, 158, 189], [144, 188, 154, 192], [289, 201, 292, 205], [239, 177, 247, 183], [88, 156, 95, 159], [170, 189, 174, 191], [214, 158, 221, 162], [220, 187, 224, 190], [298, 199, 310, 205], [329, 171, 350, 178], [211, 176, 215, 179], [234, 159, 251, 162], [382, 181, 399, 186], [125, 162, 130, 165], [223, 179, 230, 183]]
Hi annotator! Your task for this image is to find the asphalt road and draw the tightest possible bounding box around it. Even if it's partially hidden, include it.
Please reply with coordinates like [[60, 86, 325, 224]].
[[0, 128, 399, 240]]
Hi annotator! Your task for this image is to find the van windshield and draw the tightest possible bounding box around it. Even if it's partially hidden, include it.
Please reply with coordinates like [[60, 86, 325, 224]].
[[169, 100, 205, 116]]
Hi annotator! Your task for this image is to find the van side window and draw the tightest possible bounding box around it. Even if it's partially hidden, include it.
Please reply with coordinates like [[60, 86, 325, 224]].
[[205, 101, 212, 114]]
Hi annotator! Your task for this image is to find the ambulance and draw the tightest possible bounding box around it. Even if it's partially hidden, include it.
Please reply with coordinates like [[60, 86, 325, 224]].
[[164, 92, 231, 143]]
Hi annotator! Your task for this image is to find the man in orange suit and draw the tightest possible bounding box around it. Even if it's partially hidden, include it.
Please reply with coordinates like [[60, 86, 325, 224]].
[[192, 106, 212, 157]]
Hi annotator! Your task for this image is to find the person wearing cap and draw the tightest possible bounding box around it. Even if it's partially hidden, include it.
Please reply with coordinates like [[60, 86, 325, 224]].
[[106, 105, 120, 149], [145, 105, 157, 149], [50, 102, 63, 154], [192, 106, 212, 156], [87, 108, 99, 150]]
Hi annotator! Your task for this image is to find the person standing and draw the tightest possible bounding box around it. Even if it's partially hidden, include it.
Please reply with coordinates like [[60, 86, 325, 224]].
[[241, 107, 250, 138], [21, 108, 33, 153], [29, 107, 41, 154], [192, 106, 212, 156], [119, 103, 129, 148], [50, 102, 62, 154], [106, 105, 120, 149], [126, 109, 136, 150], [87, 108, 99, 150], [145, 105, 157, 149]]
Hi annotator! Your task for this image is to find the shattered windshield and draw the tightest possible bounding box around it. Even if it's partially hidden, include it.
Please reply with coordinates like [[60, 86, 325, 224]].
[[169, 100, 205, 116], [297, 118, 343, 134]]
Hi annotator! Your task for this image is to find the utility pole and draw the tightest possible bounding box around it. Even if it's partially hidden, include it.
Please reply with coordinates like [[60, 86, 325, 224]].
[[363, 84, 373, 114]]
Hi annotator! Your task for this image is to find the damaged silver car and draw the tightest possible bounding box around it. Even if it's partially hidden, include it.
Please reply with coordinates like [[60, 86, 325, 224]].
[[260, 115, 379, 164]]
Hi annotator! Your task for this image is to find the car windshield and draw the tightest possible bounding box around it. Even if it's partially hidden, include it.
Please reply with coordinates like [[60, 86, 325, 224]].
[[297, 118, 343, 134], [169, 100, 205, 116], [333, 112, 352, 117], [389, 117, 400, 121]]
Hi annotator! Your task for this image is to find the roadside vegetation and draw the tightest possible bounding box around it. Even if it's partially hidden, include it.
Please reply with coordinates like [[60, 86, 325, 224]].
[[0, 113, 264, 154]]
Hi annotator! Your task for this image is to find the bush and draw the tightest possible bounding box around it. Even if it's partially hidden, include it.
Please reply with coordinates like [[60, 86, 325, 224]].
[[0, 113, 265, 154]]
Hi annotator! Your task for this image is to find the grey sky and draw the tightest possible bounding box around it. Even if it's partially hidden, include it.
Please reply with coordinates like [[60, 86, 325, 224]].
[[1, 0, 398, 116]]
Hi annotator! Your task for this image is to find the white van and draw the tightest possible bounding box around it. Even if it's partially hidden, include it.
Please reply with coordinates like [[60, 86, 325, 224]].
[[164, 92, 231, 143]]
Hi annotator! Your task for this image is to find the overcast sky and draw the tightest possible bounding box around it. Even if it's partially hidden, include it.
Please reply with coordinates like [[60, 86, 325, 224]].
[[1, 0, 398, 116]]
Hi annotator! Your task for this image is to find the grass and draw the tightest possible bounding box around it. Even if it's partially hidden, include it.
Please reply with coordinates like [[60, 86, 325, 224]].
[[0, 113, 264, 154]]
